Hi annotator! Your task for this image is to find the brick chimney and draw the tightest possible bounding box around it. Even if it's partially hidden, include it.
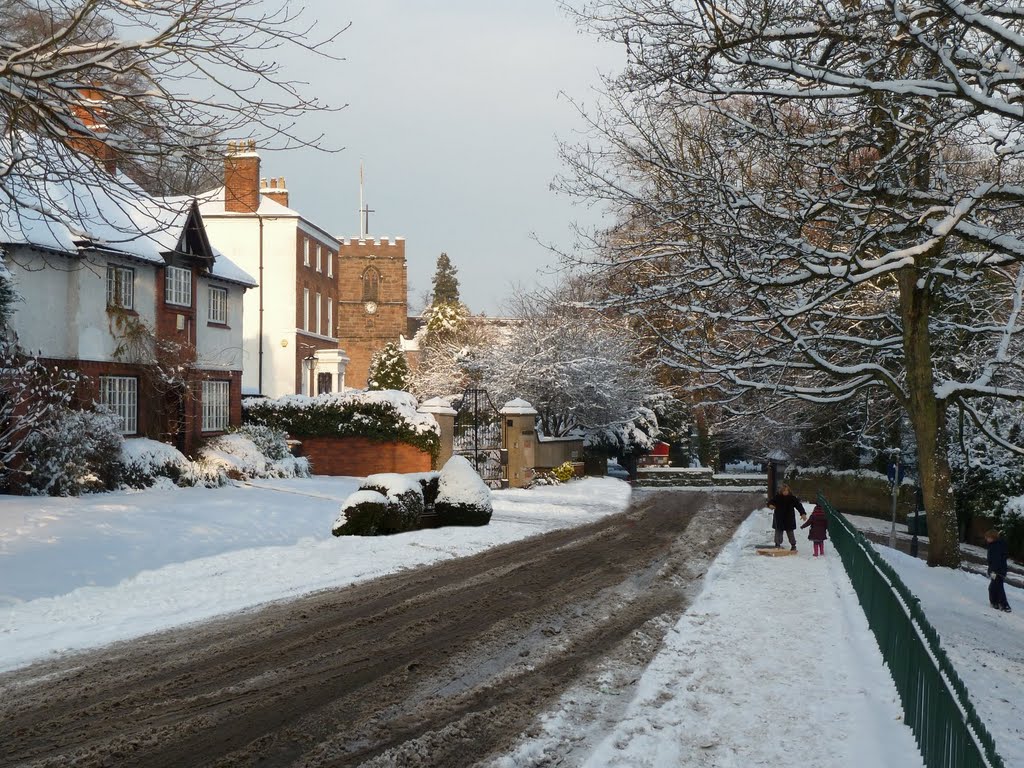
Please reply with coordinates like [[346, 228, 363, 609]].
[[70, 87, 116, 174], [259, 176, 289, 208], [224, 139, 260, 213]]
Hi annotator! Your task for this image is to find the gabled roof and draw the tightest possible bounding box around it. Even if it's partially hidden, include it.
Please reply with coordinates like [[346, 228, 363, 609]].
[[0, 134, 255, 287], [197, 186, 340, 245]]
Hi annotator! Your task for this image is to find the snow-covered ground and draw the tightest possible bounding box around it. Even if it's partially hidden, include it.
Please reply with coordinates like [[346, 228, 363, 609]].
[[3, 479, 1018, 767], [493, 508, 926, 768], [0, 476, 631, 673]]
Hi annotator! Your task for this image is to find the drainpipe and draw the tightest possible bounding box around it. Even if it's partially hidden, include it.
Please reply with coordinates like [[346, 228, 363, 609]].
[[257, 214, 264, 395]]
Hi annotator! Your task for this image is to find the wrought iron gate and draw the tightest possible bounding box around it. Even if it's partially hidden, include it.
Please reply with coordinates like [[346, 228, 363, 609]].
[[453, 388, 506, 488]]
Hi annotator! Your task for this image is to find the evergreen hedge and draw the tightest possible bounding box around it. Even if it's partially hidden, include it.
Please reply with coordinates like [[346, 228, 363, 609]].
[[243, 396, 439, 458]]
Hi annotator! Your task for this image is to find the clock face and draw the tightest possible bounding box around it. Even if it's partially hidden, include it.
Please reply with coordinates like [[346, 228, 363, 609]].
[[364, 301, 378, 315]]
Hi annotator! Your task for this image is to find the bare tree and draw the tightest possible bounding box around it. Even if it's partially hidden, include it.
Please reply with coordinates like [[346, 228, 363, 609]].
[[1, 0, 344, 225], [561, 0, 1024, 566]]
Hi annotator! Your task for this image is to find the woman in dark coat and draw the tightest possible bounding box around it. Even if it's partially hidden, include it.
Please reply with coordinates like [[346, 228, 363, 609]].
[[801, 504, 829, 557], [768, 483, 806, 550]]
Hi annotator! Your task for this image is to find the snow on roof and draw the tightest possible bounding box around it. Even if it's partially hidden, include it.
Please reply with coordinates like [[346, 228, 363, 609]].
[[197, 185, 299, 218], [0, 134, 196, 263], [208, 245, 257, 287]]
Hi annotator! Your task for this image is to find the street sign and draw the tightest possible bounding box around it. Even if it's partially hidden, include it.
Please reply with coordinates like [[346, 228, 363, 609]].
[[887, 463, 906, 484]]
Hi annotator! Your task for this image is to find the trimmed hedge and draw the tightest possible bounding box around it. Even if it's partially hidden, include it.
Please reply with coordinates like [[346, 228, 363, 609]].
[[243, 395, 439, 458]]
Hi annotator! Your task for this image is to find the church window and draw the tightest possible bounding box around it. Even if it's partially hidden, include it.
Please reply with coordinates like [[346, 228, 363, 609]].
[[362, 267, 380, 302]]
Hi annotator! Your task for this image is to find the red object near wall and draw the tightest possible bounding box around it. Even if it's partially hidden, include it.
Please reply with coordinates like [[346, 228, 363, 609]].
[[297, 436, 432, 476]]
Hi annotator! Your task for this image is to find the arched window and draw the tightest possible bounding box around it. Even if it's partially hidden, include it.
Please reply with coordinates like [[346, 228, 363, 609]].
[[362, 267, 380, 302]]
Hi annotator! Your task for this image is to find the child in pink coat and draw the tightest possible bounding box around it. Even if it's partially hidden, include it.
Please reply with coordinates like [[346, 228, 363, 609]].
[[800, 505, 829, 557]]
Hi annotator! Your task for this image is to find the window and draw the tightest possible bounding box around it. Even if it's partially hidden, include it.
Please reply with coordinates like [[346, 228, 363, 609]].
[[316, 292, 322, 335], [99, 376, 137, 434], [202, 380, 230, 432], [303, 288, 309, 331], [327, 299, 333, 338], [317, 372, 332, 394], [316, 244, 322, 273], [165, 266, 191, 307], [106, 265, 134, 310], [208, 286, 228, 324], [327, 250, 333, 278], [303, 237, 310, 266], [362, 267, 380, 302]]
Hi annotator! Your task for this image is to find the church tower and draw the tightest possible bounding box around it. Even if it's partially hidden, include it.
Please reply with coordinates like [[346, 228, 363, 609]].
[[335, 167, 408, 389]]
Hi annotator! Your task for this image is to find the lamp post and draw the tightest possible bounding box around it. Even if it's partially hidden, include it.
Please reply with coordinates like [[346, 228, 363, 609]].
[[888, 448, 901, 550], [910, 486, 922, 558]]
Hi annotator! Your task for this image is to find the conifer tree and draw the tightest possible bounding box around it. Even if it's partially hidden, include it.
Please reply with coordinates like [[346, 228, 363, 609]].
[[367, 342, 411, 391], [431, 252, 460, 306]]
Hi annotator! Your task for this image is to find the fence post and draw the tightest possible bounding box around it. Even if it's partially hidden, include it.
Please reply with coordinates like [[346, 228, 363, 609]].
[[418, 397, 456, 470]]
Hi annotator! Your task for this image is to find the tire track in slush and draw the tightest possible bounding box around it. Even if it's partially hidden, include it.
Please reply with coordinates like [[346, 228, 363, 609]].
[[0, 490, 752, 768]]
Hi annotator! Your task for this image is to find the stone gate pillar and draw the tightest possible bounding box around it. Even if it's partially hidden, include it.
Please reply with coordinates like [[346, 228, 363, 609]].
[[501, 398, 538, 489], [418, 397, 457, 470]]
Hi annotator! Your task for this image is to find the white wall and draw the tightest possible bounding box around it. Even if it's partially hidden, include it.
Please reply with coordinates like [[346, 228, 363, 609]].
[[202, 216, 299, 397], [196, 278, 246, 371], [5, 249, 157, 362]]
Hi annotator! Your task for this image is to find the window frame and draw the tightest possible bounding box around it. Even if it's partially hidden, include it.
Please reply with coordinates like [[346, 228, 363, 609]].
[[316, 291, 322, 335], [303, 287, 310, 331], [303, 237, 310, 267], [362, 267, 380, 302], [201, 379, 231, 432], [165, 265, 192, 307], [106, 265, 135, 310], [327, 298, 333, 338], [99, 375, 138, 435], [208, 285, 228, 324], [316, 244, 322, 273], [327, 250, 333, 278]]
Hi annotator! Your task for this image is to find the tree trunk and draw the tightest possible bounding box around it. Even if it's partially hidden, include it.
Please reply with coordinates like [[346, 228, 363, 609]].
[[898, 269, 960, 567]]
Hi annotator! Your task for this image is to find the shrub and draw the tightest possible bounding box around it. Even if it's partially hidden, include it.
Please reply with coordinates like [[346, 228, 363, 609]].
[[435, 455, 492, 527], [416, 472, 441, 508], [234, 423, 291, 461], [118, 438, 199, 489], [551, 461, 576, 483], [362, 473, 425, 532], [20, 407, 123, 495], [332, 490, 391, 536], [243, 390, 440, 458]]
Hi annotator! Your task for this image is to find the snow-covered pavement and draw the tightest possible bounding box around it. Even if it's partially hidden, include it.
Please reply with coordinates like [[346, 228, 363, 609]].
[[495, 507, 925, 768]]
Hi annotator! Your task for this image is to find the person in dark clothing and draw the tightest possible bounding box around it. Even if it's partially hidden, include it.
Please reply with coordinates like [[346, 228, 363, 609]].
[[768, 483, 806, 551], [800, 504, 829, 557], [985, 529, 1012, 612]]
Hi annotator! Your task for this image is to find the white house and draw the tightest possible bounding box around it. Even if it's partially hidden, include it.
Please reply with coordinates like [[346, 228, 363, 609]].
[[199, 141, 348, 399], [0, 136, 256, 453]]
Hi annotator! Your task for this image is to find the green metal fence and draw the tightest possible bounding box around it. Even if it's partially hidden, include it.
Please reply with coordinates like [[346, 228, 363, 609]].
[[820, 494, 1005, 768]]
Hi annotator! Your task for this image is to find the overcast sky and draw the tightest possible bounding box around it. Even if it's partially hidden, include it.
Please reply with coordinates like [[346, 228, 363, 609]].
[[262, 1, 623, 315]]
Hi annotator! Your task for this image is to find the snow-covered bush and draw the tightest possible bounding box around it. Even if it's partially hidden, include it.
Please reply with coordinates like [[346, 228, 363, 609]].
[[243, 389, 439, 457], [527, 461, 576, 488], [361, 473, 424, 531], [368, 342, 411, 391], [20, 407, 123, 496], [234, 423, 291, 461], [416, 472, 441, 508], [118, 438, 198, 489], [196, 432, 311, 482], [435, 455, 493, 527], [333, 474, 428, 536], [332, 490, 391, 536]]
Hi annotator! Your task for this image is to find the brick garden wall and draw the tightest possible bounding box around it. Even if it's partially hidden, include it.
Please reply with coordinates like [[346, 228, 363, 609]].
[[297, 436, 431, 476]]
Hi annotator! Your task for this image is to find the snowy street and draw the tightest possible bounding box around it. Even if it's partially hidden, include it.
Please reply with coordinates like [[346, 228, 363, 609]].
[[2, 481, 1019, 766]]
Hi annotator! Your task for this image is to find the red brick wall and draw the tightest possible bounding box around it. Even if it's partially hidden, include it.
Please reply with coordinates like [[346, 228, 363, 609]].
[[297, 436, 431, 476]]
